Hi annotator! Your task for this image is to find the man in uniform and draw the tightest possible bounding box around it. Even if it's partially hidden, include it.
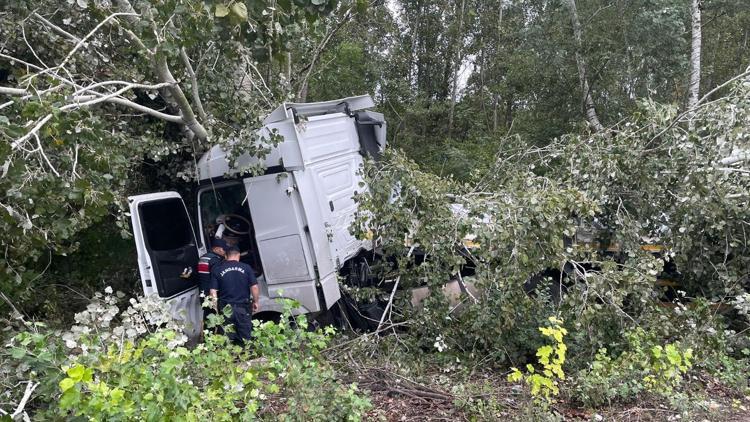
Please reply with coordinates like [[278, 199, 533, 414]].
[[209, 246, 260, 345], [198, 239, 228, 333]]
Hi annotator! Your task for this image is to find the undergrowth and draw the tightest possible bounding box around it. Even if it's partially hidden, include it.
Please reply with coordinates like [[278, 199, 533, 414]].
[[1, 289, 371, 420]]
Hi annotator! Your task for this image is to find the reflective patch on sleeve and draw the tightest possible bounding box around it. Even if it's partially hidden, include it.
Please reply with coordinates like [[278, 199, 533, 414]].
[[197, 261, 210, 273]]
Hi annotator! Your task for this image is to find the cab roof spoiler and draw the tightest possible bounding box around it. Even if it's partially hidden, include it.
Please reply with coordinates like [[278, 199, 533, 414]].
[[263, 95, 376, 125]]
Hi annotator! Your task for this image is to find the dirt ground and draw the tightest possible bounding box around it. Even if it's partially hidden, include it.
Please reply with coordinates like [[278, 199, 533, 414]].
[[363, 388, 750, 421], [349, 366, 750, 421]]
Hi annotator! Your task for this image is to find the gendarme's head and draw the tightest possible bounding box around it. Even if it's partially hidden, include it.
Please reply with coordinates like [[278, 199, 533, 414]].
[[212, 239, 229, 256], [225, 246, 241, 261]]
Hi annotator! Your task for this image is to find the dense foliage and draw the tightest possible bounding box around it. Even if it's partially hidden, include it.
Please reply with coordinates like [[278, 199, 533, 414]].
[[351, 73, 750, 414], [2, 0, 750, 419], [2, 292, 370, 420]]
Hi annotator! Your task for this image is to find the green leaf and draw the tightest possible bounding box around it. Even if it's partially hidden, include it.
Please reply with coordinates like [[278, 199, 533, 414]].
[[66, 364, 85, 381], [507, 368, 523, 382], [59, 389, 80, 409], [215, 4, 230, 17], [536, 345, 553, 362], [355, 0, 368, 14], [59, 378, 76, 393], [110, 388, 125, 403], [651, 345, 662, 359], [231, 2, 248, 20], [10, 347, 26, 359], [665, 344, 681, 365], [82, 367, 93, 382]]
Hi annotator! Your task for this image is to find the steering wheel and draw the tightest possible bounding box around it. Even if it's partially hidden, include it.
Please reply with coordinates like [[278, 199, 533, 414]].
[[222, 214, 251, 235]]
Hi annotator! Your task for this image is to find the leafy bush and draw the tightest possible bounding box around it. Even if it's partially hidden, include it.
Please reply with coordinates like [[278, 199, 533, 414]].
[[2, 289, 371, 420], [508, 317, 568, 405], [573, 327, 694, 407], [645, 299, 750, 392], [349, 78, 750, 414]]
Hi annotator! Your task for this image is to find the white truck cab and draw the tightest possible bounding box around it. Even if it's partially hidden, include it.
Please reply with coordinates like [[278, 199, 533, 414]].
[[128, 95, 386, 337]]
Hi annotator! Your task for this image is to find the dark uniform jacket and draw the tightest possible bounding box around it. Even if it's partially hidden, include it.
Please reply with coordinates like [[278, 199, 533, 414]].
[[197, 251, 223, 296], [209, 261, 257, 305]]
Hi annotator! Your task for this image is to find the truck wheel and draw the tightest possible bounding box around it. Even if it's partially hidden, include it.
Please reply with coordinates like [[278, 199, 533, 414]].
[[252, 311, 281, 324], [523, 269, 567, 306]]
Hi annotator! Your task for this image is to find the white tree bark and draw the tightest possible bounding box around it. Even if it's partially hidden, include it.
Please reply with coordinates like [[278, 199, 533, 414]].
[[688, 0, 702, 109], [448, 0, 467, 137], [566, 0, 606, 134], [114, 0, 209, 140], [492, 0, 505, 133], [7, 1, 212, 144]]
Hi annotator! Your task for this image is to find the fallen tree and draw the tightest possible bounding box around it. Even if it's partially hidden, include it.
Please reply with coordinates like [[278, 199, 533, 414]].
[[348, 70, 750, 411], [0, 0, 339, 302]]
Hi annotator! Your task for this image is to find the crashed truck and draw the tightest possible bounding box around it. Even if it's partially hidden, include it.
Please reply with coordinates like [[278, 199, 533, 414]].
[[128, 95, 386, 337]]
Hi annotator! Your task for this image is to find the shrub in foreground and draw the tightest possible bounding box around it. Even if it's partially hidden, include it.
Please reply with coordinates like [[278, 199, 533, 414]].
[[2, 289, 371, 420]]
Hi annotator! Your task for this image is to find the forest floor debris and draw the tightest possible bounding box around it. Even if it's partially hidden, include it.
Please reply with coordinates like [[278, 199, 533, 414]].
[[332, 347, 750, 421]]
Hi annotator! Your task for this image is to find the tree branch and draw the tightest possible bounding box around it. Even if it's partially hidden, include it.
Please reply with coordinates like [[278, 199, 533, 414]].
[[11, 381, 38, 421], [0, 87, 28, 96], [33, 133, 60, 177], [71, 80, 174, 97], [11, 114, 53, 150], [154, 55, 208, 140], [62, 94, 184, 122], [179, 47, 207, 122], [36, 12, 137, 81], [296, 7, 353, 102], [648, 67, 750, 145], [720, 154, 750, 166], [32, 12, 82, 44], [61, 81, 175, 110]]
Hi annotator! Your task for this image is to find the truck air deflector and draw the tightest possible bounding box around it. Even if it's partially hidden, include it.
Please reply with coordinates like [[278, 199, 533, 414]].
[[263, 95, 375, 124]]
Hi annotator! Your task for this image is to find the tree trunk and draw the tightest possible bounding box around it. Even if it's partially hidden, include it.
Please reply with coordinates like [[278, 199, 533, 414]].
[[497, 0, 504, 34], [505, 95, 513, 129], [493, 95, 499, 132], [448, 0, 467, 137], [479, 44, 491, 129], [687, 0, 702, 109], [566, 0, 605, 134], [408, 3, 420, 90], [492, 0, 504, 133]]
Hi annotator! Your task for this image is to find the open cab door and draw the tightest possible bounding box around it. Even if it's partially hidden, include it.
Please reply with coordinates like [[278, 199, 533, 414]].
[[128, 192, 203, 338]]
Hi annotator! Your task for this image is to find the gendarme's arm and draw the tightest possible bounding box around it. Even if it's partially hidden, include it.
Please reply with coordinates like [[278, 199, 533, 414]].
[[209, 289, 218, 311], [250, 285, 260, 312]]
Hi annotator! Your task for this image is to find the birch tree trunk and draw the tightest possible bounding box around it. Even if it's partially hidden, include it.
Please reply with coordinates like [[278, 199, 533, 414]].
[[688, 0, 702, 109], [492, 0, 504, 133], [448, 0, 467, 137], [493, 95, 499, 133], [566, 0, 605, 134]]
